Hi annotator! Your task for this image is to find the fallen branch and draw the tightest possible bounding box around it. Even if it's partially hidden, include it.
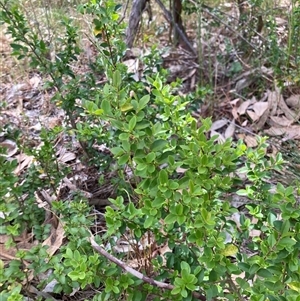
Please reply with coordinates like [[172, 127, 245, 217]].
[[90, 235, 206, 301]]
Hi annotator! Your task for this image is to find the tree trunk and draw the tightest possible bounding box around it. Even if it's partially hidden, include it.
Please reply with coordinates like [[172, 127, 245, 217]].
[[125, 0, 148, 48], [172, 0, 185, 46]]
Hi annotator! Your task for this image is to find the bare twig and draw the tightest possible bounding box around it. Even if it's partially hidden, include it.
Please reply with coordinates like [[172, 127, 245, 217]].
[[118, 0, 130, 24], [90, 235, 206, 301]]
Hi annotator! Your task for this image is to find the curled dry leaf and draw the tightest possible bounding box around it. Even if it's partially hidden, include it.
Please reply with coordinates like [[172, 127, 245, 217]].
[[224, 120, 235, 139], [210, 130, 226, 144], [237, 100, 252, 116], [278, 94, 298, 121], [267, 90, 279, 116], [0, 139, 18, 157], [210, 119, 228, 131]]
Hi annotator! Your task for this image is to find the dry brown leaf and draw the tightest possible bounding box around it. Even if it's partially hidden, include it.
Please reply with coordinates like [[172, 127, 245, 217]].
[[237, 100, 252, 115], [269, 116, 292, 127], [245, 135, 258, 147], [279, 95, 298, 121], [284, 126, 300, 140], [0, 139, 18, 157], [286, 94, 300, 109], [247, 110, 260, 122], [232, 106, 239, 120], [236, 133, 245, 140], [224, 120, 235, 139], [42, 220, 65, 258], [58, 151, 76, 163], [241, 120, 248, 126], [0, 244, 17, 261], [252, 102, 269, 117], [230, 98, 241, 106], [210, 119, 228, 131], [264, 127, 286, 136], [230, 98, 241, 120], [267, 90, 279, 116], [210, 130, 226, 143], [235, 77, 254, 93], [14, 153, 34, 175], [254, 98, 272, 130], [29, 75, 41, 89], [176, 167, 188, 173]]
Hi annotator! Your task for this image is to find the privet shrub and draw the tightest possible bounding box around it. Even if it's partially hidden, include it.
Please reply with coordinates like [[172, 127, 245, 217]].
[[1, 1, 300, 301]]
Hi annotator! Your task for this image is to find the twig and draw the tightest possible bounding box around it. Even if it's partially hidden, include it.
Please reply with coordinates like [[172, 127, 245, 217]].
[[118, 0, 130, 25], [90, 235, 206, 301], [154, 0, 197, 57]]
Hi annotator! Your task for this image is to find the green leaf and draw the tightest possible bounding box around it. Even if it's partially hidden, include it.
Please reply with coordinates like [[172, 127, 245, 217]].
[[65, 248, 73, 259], [131, 99, 139, 111], [111, 119, 124, 129], [164, 213, 177, 224], [119, 133, 130, 140], [110, 147, 125, 156], [101, 99, 111, 114], [132, 290, 143, 301], [128, 115, 137, 131], [152, 122, 162, 135], [171, 287, 181, 295], [68, 270, 85, 280], [120, 102, 134, 112], [257, 268, 273, 279], [118, 154, 130, 165], [181, 262, 191, 274], [112, 70, 121, 87], [136, 120, 150, 130], [236, 189, 248, 196], [153, 76, 162, 90], [159, 169, 168, 184], [146, 152, 156, 163], [278, 237, 296, 249], [152, 197, 165, 208], [122, 140, 131, 152], [138, 95, 150, 110], [169, 181, 179, 190], [177, 215, 186, 225], [287, 282, 300, 293], [235, 277, 250, 289], [151, 139, 168, 152], [181, 289, 188, 298], [220, 244, 238, 257], [144, 216, 154, 228]]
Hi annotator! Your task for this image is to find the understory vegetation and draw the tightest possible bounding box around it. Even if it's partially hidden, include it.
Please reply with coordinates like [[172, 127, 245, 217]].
[[1, 0, 300, 300]]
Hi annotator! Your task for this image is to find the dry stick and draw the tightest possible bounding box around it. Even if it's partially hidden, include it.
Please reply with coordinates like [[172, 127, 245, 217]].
[[90, 235, 206, 301], [118, 0, 130, 24], [154, 0, 197, 57]]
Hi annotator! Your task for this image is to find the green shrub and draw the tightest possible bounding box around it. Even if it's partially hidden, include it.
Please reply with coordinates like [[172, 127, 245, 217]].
[[1, 1, 300, 301]]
